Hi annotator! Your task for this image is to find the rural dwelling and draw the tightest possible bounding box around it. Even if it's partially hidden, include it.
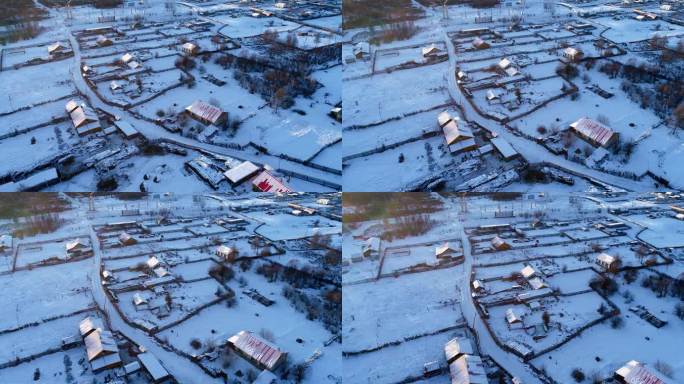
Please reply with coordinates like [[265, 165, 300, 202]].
[[562, 47, 583, 62], [224, 161, 260, 185], [137, 352, 171, 383], [521, 265, 536, 279], [362, 237, 381, 258], [596, 252, 620, 271], [422, 43, 443, 58], [84, 330, 122, 372], [79, 316, 105, 337], [66, 99, 80, 114], [110, 80, 122, 92], [96, 35, 113, 47], [498, 57, 513, 71], [486, 89, 501, 102], [438, 111, 477, 154], [119, 232, 137, 246], [353, 42, 370, 60], [435, 242, 457, 258], [69, 105, 101, 136], [0, 234, 12, 252], [181, 42, 199, 56], [614, 360, 673, 384], [424, 361, 441, 378], [216, 245, 236, 260], [121, 52, 135, 64], [506, 308, 522, 324], [186, 100, 228, 126], [490, 137, 519, 161], [472, 280, 485, 293], [528, 277, 547, 290], [444, 337, 474, 364], [133, 292, 149, 309], [570, 117, 618, 148], [47, 42, 67, 55], [66, 239, 88, 254], [154, 267, 169, 278], [491, 236, 511, 251], [252, 170, 293, 193], [472, 37, 490, 50], [449, 354, 488, 384], [127, 60, 142, 70], [114, 120, 140, 139], [227, 331, 287, 371], [147, 256, 160, 269]]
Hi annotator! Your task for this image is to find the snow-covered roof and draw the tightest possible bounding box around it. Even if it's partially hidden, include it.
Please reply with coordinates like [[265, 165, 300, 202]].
[[615, 360, 672, 384], [133, 292, 148, 306], [435, 243, 455, 257], [252, 170, 292, 193], [119, 232, 135, 244], [490, 137, 518, 159], [491, 235, 509, 249], [70, 106, 98, 128], [448, 354, 488, 384], [472, 37, 488, 48], [597, 252, 616, 265], [110, 80, 121, 90], [137, 352, 170, 382], [182, 42, 197, 51], [564, 47, 581, 57], [121, 53, 135, 63], [363, 237, 381, 254], [127, 60, 141, 70], [498, 58, 512, 69], [124, 361, 141, 374], [48, 42, 66, 54], [438, 111, 453, 128], [227, 331, 287, 371], [442, 119, 473, 146], [186, 100, 226, 125], [0, 235, 12, 249], [486, 89, 500, 100], [66, 100, 80, 113], [79, 316, 104, 337], [147, 256, 160, 269], [528, 277, 547, 290], [84, 329, 118, 362], [224, 161, 260, 185], [113, 120, 139, 138], [506, 308, 522, 324], [216, 245, 235, 256], [521, 265, 536, 279], [570, 117, 617, 147], [472, 280, 484, 290], [422, 44, 441, 56], [505, 66, 519, 77], [153, 266, 169, 278], [66, 239, 86, 252], [444, 337, 474, 363]]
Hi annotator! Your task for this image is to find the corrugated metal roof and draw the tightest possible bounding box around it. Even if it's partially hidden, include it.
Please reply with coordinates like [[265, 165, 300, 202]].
[[228, 331, 286, 371], [224, 161, 260, 184], [84, 330, 118, 362], [186, 100, 226, 125], [137, 352, 170, 381], [570, 117, 616, 147], [252, 170, 292, 193]]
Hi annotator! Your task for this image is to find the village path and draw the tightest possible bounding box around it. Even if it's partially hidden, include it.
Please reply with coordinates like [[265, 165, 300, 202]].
[[59, 193, 225, 384], [439, 26, 654, 192], [433, 193, 546, 384], [37, 2, 341, 190]]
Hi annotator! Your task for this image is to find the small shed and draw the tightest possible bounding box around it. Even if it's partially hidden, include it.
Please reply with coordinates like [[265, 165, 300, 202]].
[[224, 161, 260, 185], [216, 245, 236, 260], [137, 352, 171, 383], [119, 232, 137, 246], [506, 308, 522, 324], [521, 265, 536, 279], [181, 42, 199, 56], [491, 236, 511, 251]]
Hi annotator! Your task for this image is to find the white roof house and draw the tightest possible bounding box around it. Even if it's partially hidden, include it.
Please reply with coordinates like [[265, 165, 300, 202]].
[[505, 66, 519, 77], [596, 252, 618, 270], [444, 337, 474, 364], [216, 245, 236, 259], [436, 243, 456, 258], [146, 256, 160, 269], [66, 100, 80, 113], [490, 137, 519, 160], [84, 329, 118, 362], [521, 265, 536, 279], [133, 292, 148, 307], [66, 239, 87, 253], [472, 37, 489, 49], [181, 42, 199, 55], [224, 161, 260, 185], [422, 44, 442, 57], [113, 120, 140, 139], [528, 277, 547, 290], [570, 117, 618, 147], [153, 266, 169, 278], [506, 308, 522, 324], [491, 235, 510, 250], [498, 58, 512, 70], [127, 60, 141, 70], [362, 237, 381, 257], [449, 354, 489, 384], [48, 42, 67, 54], [121, 53, 135, 63], [0, 234, 12, 251], [486, 89, 501, 101], [118, 232, 136, 245], [137, 352, 171, 383], [110, 80, 122, 91], [79, 316, 105, 337]]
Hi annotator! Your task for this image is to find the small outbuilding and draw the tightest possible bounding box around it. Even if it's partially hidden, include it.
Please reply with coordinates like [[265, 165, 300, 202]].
[[491, 236, 511, 251]]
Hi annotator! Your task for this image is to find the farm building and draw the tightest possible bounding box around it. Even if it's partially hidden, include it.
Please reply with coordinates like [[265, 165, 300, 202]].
[[472, 37, 490, 50], [472, 280, 485, 293], [252, 170, 292, 193], [596, 252, 620, 270], [490, 137, 519, 160], [570, 117, 618, 148], [444, 337, 474, 364], [435, 243, 457, 258], [216, 245, 236, 260], [521, 265, 537, 279], [448, 354, 488, 384], [498, 57, 513, 70], [353, 42, 370, 59], [47, 42, 67, 55], [66, 239, 88, 254], [113, 120, 140, 139], [486, 89, 501, 101], [84, 329, 121, 372], [614, 360, 672, 384], [69, 104, 99, 130], [96, 35, 113, 47], [224, 161, 260, 185], [491, 236, 511, 251], [154, 267, 169, 278], [147, 256, 160, 269], [185, 100, 228, 126], [119, 232, 137, 246], [128, 60, 142, 70], [110, 80, 122, 91], [562, 47, 583, 62], [133, 292, 148, 308], [506, 308, 522, 324], [137, 352, 171, 383], [362, 237, 381, 258], [438, 112, 477, 154], [422, 44, 443, 57], [528, 277, 547, 290], [0, 234, 12, 251], [121, 53, 135, 64], [227, 331, 287, 371], [181, 42, 199, 56], [79, 316, 105, 337], [66, 100, 80, 114]]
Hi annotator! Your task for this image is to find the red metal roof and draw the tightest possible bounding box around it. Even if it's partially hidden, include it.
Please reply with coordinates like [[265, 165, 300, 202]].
[[186, 100, 225, 125], [229, 331, 285, 371], [571, 117, 616, 147], [252, 171, 292, 193]]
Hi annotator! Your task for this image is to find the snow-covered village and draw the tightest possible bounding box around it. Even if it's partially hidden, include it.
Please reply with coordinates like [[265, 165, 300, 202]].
[[0, 192, 342, 383], [342, 0, 684, 192], [0, 0, 341, 193], [343, 192, 684, 384]]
